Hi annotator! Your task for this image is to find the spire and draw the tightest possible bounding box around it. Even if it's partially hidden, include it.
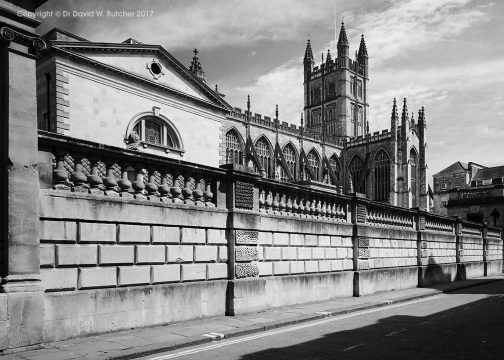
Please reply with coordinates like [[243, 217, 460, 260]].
[[401, 98, 409, 122], [275, 104, 279, 122], [337, 22, 349, 58], [304, 39, 314, 61], [246, 95, 251, 122], [326, 49, 332, 64], [189, 48, 206, 82], [358, 34, 368, 58], [391, 98, 398, 141]]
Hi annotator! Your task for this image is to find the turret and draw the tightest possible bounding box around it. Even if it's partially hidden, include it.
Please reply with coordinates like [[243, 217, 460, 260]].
[[358, 34, 368, 77], [326, 49, 332, 65], [391, 98, 398, 142], [189, 49, 206, 82], [303, 39, 314, 80], [337, 22, 349, 59]]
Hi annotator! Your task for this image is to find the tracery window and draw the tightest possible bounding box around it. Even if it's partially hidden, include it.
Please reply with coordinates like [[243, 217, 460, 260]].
[[225, 129, 243, 165], [307, 150, 320, 181], [280, 143, 297, 182], [328, 154, 341, 185], [373, 150, 390, 201], [255, 137, 273, 179], [349, 155, 366, 194]]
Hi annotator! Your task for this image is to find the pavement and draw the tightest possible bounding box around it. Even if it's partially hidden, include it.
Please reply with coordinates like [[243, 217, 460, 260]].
[[2, 275, 503, 360]]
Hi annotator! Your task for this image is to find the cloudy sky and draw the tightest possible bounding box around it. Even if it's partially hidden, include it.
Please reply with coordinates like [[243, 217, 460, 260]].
[[37, 0, 504, 178]]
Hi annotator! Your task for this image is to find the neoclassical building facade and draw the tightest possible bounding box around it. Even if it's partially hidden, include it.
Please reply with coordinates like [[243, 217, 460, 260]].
[[37, 23, 429, 210]]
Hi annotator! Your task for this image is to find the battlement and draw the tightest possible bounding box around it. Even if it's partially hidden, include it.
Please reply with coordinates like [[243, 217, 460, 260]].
[[346, 129, 391, 148], [309, 57, 366, 80], [227, 108, 345, 148]]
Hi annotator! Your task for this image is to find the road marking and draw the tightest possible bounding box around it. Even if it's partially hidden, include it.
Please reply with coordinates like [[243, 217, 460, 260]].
[[316, 311, 332, 316], [342, 343, 363, 351], [418, 321, 431, 326], [147, 295, 443, 360], [202, 332, 224, 340], [461, 306, 472, 311], [386, 328, 406, 337]]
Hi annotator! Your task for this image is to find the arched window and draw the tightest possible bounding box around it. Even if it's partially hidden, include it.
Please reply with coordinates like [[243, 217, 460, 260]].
[[307, 149, 320, 181], [349, 155, 366, 194], [280, 143, 297, 182], [328, 154, 341, 185], [255, 137, 273, 178], [127, 115, 182, 152], [410, 148, 418, 207], [374, 150, 390, 201], [225, 129, 243, 165]]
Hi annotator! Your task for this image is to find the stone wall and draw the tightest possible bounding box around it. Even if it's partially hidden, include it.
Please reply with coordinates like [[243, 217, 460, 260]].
[[2, 131, 502, 349]]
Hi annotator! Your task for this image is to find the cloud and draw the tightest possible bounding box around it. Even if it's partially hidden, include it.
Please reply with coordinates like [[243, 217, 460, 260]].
[[345, 0, 490, 66], [46, 0, 337, 49]]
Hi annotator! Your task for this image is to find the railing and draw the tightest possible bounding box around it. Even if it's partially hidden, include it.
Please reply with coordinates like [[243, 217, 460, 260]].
[[461, 221, 483, 236], [424, 214, 455, 233], [39, 131, 226, 208], [257, 178, 350, 222], [366, 203, 415, 229]]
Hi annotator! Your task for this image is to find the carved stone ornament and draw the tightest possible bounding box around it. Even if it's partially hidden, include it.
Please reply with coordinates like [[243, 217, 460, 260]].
[[126, 130, 141, 150], [0, 26, 47, 53]]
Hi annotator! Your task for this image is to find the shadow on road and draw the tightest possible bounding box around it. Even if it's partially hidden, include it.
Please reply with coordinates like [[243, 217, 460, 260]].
[[238, 278, 504, 360]]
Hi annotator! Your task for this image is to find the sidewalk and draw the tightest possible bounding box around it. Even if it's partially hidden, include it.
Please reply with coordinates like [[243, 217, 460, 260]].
[[3, 276, 503, 360]]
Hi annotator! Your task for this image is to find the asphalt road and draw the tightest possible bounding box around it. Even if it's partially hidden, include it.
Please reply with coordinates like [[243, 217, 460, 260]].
[[138, 280, 504, 360]]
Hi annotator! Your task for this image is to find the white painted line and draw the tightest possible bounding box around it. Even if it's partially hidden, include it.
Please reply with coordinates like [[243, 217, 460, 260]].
[[342, 343, 363, 351], [418, 321, 431, 326], [462, 306, 472, 311], [316, 311, 331, 316], [385, 328, 406, 337], [147, 295, 443, 360], [382, 300, 393, 304]]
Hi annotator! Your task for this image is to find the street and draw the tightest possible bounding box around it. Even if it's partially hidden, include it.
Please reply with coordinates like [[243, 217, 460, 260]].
[[137, 280, 504, 360]]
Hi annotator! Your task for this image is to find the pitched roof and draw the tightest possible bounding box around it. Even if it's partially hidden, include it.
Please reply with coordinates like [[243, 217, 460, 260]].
[[472, 165, 504, 181], [433, 161, 468, 177]]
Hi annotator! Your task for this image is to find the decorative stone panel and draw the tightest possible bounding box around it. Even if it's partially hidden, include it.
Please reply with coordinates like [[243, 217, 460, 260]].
[[235, 263, 259, 278], [236, 230, 258, 244], [357, 260, 370, 270], [421, 241, 428, 249], [358, 237, 369, 248], [419, 216, 426, 230], [235, 247, 259, 262], [235, 181, 254, 209], [358, 248, 370, 258], [356, 204, 367, 223]]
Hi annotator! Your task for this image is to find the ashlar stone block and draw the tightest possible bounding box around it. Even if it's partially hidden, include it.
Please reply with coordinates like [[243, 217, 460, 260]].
[[152, 226, 180, 244], [56, 245, 97, 266], [118, 266, 151, 286], [80, 222, 116, 243], [181, 228, 206, 244], [119, 224, 150, 243], [152, 264, 181, 283], [78, 267, 117, 289]]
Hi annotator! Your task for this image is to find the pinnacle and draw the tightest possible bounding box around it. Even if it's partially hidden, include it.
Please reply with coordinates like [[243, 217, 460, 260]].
[[337, 22, 349, 46], [189, 48, 205, 81], [304, 39, 314, 60], [358, 34, 368, 57]]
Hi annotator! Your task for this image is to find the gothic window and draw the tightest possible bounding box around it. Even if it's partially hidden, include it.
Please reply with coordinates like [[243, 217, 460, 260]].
[[350, 76, 355, 96], [349, 155, 366, 194], [410, 148, 418, 207], [281, 143, 297, 182], [311, 110, 321, 127], [373, 150, 390, 201], [255, 137, 273, 179], [350, 103, 355, 123], [311, 86, 321, 105], [307, 149, 320, 181], [327, 81, 336, 99], [327, 106, 336, 122], [129, 116, 181, 151], [329, 154, 341, 185], [225, 129, 243, 164], [357, 80, 363, 98]]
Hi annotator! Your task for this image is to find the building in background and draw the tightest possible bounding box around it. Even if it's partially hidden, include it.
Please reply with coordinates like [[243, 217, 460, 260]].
[[432, 161, 485, 215], [446, 165, 504, 228]]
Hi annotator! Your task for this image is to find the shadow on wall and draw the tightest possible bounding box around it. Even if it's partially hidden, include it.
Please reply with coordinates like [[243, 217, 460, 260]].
[[238, 281, 504, 360], [419, 256, 456, 288]]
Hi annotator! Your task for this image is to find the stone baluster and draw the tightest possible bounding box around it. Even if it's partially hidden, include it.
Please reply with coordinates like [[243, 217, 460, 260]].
[[145, 167, 159, 200], [70, 153, 88, 192], [132, 165, 146, 200], [258, 189, 265, 211], [203, 178, 214, 207], [158, 170, 171, 201], [272, 192, 280, 213], [170, 173, 183, 204], [193, 176, 205, 206], [87, 155, 103, 194], [182, 175, 194, 204], [117, 162, 133, 198], [315, 200, 322, 217], [265, 191, 273, 212], [321, 201, 327, 218], [102, 158, 118, 196], [310, 199, 316, 217], [298, 197, 305, 215], [291, 195, 299, 215], [285, 194, 292, 215], [53, 151, 69, 190]]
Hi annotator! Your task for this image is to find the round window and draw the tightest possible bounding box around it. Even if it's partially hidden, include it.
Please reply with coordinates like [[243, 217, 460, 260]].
[[150, 62, 162, 75], [147, 60, 164, 79]]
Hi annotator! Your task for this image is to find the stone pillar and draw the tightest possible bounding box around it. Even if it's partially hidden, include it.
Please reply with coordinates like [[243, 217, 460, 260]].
[[220, 164, 263, 315], [0, 0, 48, 349]]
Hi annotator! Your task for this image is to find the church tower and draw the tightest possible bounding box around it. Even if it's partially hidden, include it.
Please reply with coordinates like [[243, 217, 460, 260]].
[[303, 23, 369, 140]]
